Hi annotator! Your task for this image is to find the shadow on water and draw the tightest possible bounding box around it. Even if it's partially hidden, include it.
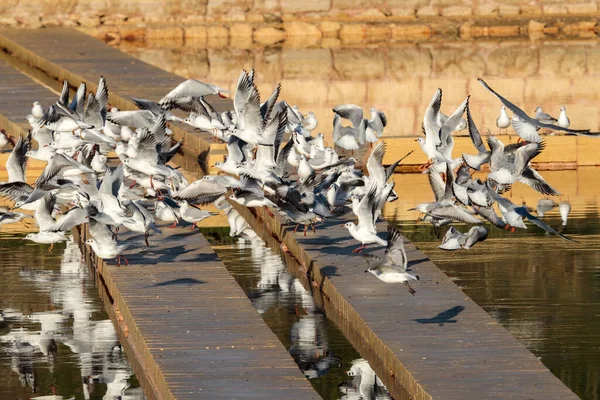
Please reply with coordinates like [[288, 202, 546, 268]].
[[204, 228, 393, 400], [413, 306, 466, 326], [0, 236, 144, 399]]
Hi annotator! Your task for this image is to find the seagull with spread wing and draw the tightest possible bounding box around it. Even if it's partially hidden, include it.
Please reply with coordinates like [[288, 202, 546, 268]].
[[363, 226, 420, 295]]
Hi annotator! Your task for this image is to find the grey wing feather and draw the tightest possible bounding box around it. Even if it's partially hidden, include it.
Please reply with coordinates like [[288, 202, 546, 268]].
[[518, 167, 559, 196], [385, 226, 407, 271], [96, 76, 109, 111], [6, 133, 31, 183], [333, 104, 363, 128], [478, 78, 590, 134], [466, 100, 486, 154], [59, 80, 69, 106], [515, 207, 577, 242]]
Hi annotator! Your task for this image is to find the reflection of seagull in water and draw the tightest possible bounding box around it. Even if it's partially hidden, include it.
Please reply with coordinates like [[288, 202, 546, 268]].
[[414, 305, 466, 326], [339, 358, 391, 400], [559, 200, 571, 227]]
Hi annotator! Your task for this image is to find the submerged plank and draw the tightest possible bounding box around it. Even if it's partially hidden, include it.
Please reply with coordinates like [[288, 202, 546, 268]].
[[73, 225, 319, 400], [231, 204, 579, 400]]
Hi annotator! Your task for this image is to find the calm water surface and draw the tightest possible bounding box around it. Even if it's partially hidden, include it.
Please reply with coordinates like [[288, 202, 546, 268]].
[[0, 235, 144, 399]]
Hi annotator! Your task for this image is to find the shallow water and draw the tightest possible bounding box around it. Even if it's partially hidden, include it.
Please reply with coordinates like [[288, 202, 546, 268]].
[[0, 235, 144, 399], [204, 228, 392, 400]]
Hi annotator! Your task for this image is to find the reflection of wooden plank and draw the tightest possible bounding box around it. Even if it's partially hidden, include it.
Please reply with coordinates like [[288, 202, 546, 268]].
[[232, 202, 578, 400], [74, 225, 319, 400]]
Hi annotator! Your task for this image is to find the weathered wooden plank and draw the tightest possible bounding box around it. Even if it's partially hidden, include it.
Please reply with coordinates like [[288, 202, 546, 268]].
[[73, 225, 320, 400], [0, 28, 234, 177], [231, 203, 579, 400]]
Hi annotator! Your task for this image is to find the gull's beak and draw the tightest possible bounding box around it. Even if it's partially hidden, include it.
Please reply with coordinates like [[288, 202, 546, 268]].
[[218, 92, 228, 98], [364, 270, 369, 273], [414, 139, 419, 142]]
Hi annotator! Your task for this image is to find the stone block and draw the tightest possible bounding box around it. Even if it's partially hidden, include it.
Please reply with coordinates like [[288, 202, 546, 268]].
[[539, 46, 586, 77], [170, 50, 210, 78], [282, 48, 332, 79], [333, 49, 385, 80], [388, 46, 432, 79], [431, 48, 486, 77], [417, 6, 439, 16], [567, 3, 598, 14], [185, 26, 207, 43], [253, 27, 286, 45], [208, 49, 253, 81], [383, 106, 417, 136], [443, 6, 472, 16], [475, 1, 498, 15], [422, 78, 468, 106], [386, 0, 428, 8], [332, 0, 379, 9], [230, 36, 253, 49], [587, 46, 600, 75], [339, 24, 365, 44], [327, 81, 367, 105], [321, 37, 342, 48], [284, 21, 322, 37], [206, 0, 253, 16], [524, 78, 572, 103], [282, 0, 331, 13], [365, 25, 391, 41], [358, 8, 387, 18], [254, 48, 282, 81], [520, 4, 542, 15], [390, 24, 432, 38], [254, 0, 280, 13], [389, 7, 417, 16], [280, 79, 328, 105], [230, 23, 253, 37], [543, 4, 568, 15], [146, 26, 184, 41], [486, 46, 538, 77], [498, 4, 520, 16], [367, 80, 421, 106], [468, 77, 525, 105], [320, 21, 340, 37]]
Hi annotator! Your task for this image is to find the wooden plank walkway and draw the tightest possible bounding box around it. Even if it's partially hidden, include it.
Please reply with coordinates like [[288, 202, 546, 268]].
[[0, 28, 232, 177], [72, 225, 319, 400], [230, 204, 579, 400], [0, 57, 58, 137]]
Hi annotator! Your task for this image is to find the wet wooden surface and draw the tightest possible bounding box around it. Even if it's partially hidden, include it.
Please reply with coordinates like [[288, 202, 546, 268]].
[[0, 58, 58, 137], [73, 225, 319, 400], [0, 28, 234, 176], [231, 203, 579, 400]]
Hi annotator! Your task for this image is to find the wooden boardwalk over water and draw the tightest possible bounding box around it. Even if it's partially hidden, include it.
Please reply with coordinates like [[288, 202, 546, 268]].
[[73, 225, 320, 400], [231, 203, 579, 400], [0, 26, 583, 399]]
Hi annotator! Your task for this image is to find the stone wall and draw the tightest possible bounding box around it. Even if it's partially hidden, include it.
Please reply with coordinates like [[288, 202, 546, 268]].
[[116, 39, 600, 139], [1, 0, 599, 42]]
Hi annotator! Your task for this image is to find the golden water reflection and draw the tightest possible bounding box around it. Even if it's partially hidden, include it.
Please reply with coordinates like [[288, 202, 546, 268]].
[[115, 39, 600, 143]]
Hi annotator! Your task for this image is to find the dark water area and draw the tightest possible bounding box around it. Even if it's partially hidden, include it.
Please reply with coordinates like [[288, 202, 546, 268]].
[[204, 227, 392, 400], [0, 235, 144, 400], [396, 209, 600, 400]]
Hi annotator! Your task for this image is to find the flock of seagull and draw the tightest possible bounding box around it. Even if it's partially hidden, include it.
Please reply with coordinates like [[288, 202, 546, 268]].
[[0, 69, 592, 295]]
